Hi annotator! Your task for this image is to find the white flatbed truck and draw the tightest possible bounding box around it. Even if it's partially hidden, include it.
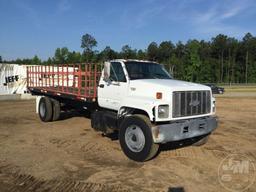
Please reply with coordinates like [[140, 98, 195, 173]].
[[27, 59, 218, 162]]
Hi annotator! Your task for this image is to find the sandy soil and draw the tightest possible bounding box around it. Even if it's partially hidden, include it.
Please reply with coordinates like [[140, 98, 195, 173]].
[[0, 98, 255, 192]]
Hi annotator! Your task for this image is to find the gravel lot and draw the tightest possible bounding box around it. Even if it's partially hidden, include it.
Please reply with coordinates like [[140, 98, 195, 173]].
[[0, 97, 255, 192]]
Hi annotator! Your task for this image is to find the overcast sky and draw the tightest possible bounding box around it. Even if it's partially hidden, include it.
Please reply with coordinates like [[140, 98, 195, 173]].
[[0, 0, 256, 60]]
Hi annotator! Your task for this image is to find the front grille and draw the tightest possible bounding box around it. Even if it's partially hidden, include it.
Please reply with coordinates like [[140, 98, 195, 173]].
[[172, 91, 211, 118]]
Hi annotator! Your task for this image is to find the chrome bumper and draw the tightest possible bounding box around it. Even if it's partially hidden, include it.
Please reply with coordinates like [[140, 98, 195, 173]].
[[152, 116, 218, 143]]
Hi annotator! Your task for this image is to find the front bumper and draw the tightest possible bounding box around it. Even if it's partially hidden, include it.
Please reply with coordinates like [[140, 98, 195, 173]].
[[152, 116, 218, 143]]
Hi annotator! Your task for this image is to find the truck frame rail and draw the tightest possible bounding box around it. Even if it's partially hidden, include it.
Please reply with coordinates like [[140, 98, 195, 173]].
[[27, 64, 101, 101]]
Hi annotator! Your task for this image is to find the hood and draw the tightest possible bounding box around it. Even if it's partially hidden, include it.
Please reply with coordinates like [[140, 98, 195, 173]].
[[129, 79, 210, 92]]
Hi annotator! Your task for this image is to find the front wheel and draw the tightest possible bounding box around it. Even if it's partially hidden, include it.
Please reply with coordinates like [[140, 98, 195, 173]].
[[119, 115, 159, 162]]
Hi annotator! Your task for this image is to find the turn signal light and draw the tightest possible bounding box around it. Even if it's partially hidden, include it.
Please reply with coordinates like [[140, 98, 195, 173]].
[[156, 92, 162, 99]]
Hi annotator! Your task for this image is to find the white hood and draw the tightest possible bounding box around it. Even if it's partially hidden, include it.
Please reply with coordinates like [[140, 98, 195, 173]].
[[129, 79, 210, 92]]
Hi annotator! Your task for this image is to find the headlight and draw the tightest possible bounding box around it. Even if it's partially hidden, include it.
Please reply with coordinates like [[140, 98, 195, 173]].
[[158, 105, 169, 118]]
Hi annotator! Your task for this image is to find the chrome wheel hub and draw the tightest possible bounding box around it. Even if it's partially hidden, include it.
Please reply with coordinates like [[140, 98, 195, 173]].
[[125, 125, 145, 152]]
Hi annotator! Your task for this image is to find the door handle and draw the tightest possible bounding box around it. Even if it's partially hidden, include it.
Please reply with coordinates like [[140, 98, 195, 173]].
[[99, 84, 104, 88], [111, 82, 120, 86]]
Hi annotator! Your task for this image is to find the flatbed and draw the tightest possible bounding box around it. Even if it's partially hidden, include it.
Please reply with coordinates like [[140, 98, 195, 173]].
[[27, 64, 101, 102]]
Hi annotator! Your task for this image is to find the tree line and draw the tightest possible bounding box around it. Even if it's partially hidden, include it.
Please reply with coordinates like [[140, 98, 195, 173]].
[[1, 33, 256, 83]]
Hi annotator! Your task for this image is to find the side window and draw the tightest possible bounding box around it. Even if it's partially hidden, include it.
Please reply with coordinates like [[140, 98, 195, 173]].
[[110, 62, 126, 82]]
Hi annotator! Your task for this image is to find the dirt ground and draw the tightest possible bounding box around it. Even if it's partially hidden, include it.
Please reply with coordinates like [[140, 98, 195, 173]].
[[0, 97, 256, 192]]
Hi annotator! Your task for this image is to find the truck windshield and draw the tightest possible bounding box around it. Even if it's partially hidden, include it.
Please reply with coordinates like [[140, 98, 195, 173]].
[[125, 61, 172, 80]]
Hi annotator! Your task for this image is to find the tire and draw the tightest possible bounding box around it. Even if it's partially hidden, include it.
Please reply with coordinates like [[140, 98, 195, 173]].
[[39, 97, 53, 122], [192, 135, 209, 146], [119, 114, 159, 162], [51, 98, 61, 121]]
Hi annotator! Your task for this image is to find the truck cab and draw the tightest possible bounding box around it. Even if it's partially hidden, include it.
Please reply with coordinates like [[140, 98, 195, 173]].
[[95, 59, 217, 161]]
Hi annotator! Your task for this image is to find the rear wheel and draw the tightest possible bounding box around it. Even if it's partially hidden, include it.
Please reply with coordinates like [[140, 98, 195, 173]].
[[51, 98, 61, 121], [39, 97, 53, 122], [119, 115, 159, 162]]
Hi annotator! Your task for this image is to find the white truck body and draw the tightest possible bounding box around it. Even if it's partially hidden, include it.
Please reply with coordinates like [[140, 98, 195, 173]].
[[32, 59, 218, 161]]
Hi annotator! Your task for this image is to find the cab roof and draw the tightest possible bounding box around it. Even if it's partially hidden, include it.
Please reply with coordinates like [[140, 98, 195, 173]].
[[109, 59, 159, 64]]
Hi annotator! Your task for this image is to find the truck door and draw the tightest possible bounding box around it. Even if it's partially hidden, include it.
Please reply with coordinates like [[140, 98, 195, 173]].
[[98, 62, 128, 111]]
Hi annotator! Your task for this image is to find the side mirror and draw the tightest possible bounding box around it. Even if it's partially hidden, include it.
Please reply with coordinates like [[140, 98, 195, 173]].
[[103, 62, 110, 81]]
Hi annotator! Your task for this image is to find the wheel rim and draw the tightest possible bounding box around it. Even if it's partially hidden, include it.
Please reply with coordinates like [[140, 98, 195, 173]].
[[125, 125, 145, 153], [39, 102, 46, 118]]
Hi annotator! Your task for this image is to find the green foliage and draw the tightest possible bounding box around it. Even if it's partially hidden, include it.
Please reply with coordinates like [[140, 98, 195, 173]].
[[137, 49, 146, 60], [100, 46, 117, 60], [81, 34, 98, 63], [5, 32, 256, 83], [158, 41, 174, 63], [185, 40, 201, 82], [67, 51, 81, 63], [31, 55, 41, 65], [147, 42, 158, 61], [54, 47, 69, 64], [0, 55, 2, 63], [81, 34, 97, 52], [120, 45, 137, 59]]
